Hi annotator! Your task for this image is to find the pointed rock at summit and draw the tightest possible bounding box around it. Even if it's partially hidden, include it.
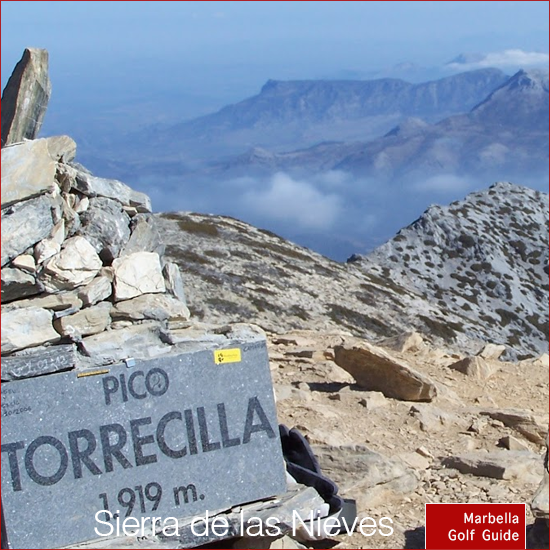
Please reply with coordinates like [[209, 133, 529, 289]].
[[1, 48, 51, 147]]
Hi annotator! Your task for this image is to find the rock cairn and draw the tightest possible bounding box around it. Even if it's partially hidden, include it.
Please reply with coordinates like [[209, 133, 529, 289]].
[[0, 133, 197, 374], [0, 48, 219, 376]]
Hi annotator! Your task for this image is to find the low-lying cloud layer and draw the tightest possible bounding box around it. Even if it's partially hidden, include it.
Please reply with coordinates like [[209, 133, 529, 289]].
[[447, 49, 549, 71], [241, 172, 342, 231], [140, 168, 548, 261]]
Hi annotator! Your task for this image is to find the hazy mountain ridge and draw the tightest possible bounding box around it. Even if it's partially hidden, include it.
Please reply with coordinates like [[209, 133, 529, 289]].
[[156, 182, 549, 359], [140, 68, 508, 160], [218, 70, 549, 181]]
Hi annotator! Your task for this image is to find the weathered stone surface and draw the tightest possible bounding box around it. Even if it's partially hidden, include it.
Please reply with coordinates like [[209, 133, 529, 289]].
[[77, 275, 112, 306], [73, 170, 152, 212], [1, 344, 76, 381], [312, 444, 417, 509], [400, 451, 431, 470], [77, 197, 131, 262], [1, 139, 57, 208], [275, 384, 312, 403], [163, 262, 186, 303], [79, 321, 169, 366], [34, 238, 60, 265], [112, 251, 165, 301], [53, 302, 111, 338], [334, 341, 437, 401], [50, 219, 66, 245], [3, 290, 83, 312], [1, 48, 51, 147], [358, 391, 388, 410], [11, 254, 36, 273], [477, 342, 506, 360], [45, 135, 77, 162], [441, 451, 542, 482], [409, 404, 468, 433], [56, 162, 77, 193], [111, 294, 190, 322], [1, 267, 42, 303], [121, 213, 164, 256], [40, 236, 102, 292], [479, 408, 548, 444], [498, 435, 530, 451], [1, 194, 56, 266], [448, 356, 498, 380], [379, 331, 424, 353], [1, 307, 60, 354]]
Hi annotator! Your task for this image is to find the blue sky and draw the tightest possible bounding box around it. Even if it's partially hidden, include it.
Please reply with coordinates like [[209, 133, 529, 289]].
[[2, 1, 549, 97]]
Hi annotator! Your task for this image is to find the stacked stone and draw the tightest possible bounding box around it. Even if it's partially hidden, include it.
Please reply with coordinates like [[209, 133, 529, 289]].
[[1, 136, 191, 373]]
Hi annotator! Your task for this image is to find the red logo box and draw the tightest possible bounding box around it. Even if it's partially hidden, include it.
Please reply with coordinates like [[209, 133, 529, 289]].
[[426, 503, 526, 549]]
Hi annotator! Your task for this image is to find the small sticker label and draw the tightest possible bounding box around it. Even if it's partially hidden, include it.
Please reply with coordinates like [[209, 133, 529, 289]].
[[214, 348, 242, 364]]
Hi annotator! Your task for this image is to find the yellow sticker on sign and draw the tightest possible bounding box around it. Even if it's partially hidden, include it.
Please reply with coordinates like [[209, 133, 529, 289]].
[[214, 348, 242, 365]]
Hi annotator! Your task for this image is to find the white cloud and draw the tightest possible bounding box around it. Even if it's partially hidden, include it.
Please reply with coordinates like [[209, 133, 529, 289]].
[[414, 174, 472, 193], [447, 49, 549, 71], [242, 172, 342, 231]]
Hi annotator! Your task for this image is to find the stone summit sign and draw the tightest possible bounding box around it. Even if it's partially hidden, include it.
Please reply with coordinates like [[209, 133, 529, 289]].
[[1, 339, 286, 549]]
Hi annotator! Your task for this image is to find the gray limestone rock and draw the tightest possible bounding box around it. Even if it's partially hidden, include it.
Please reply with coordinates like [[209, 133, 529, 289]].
[[44, 135, 77, 162], [441, 451, 542, 483], [477, 342, 506, 360], [378, 331, 424, 353], [11, 254, 36, 273], [53, 302, 112, 338], [73, 170, 152, 212], [34, 238, 61, 265], [448, 356, 498, 380], [334, 341, 437, 401], [1, 139, 57, 208], [1, 344, 76, 381], [1, 267, 42, 303], [111, 293, 190, 322], [1, 194, 57, 266], [77, 275, 112, 306], [78, 321, 169, 367], [1, 48, 51, 147], [77, 197, 131, 262], [1, 307, 60, 354], [163, 261, 186, 303], [56, 163, 77, 193], [3, 290, 83, 313], [312, 444, 417, 509], [479, 408, 548, 444], [121, 213, 164, 256], [112, 251, 166, 301], [40, 236, 103, 292]]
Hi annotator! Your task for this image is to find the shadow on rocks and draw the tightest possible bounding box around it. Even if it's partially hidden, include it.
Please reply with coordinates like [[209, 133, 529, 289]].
[[404, 526, 425, 549]]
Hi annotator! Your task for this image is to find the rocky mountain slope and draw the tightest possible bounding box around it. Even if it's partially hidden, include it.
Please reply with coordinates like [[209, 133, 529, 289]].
[[354, 182, 549, 359], [219, 70, 548, 181], [266, 328, 548, 549], [155, 182, 549, 359]]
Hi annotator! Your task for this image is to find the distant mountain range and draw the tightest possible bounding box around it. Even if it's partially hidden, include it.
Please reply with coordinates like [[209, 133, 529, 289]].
[[214, 70, 549, 181], [113, 67, 509, 166]]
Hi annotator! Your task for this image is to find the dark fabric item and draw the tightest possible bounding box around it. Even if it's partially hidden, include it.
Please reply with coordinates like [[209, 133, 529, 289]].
[[279, 425, 344, 515]]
